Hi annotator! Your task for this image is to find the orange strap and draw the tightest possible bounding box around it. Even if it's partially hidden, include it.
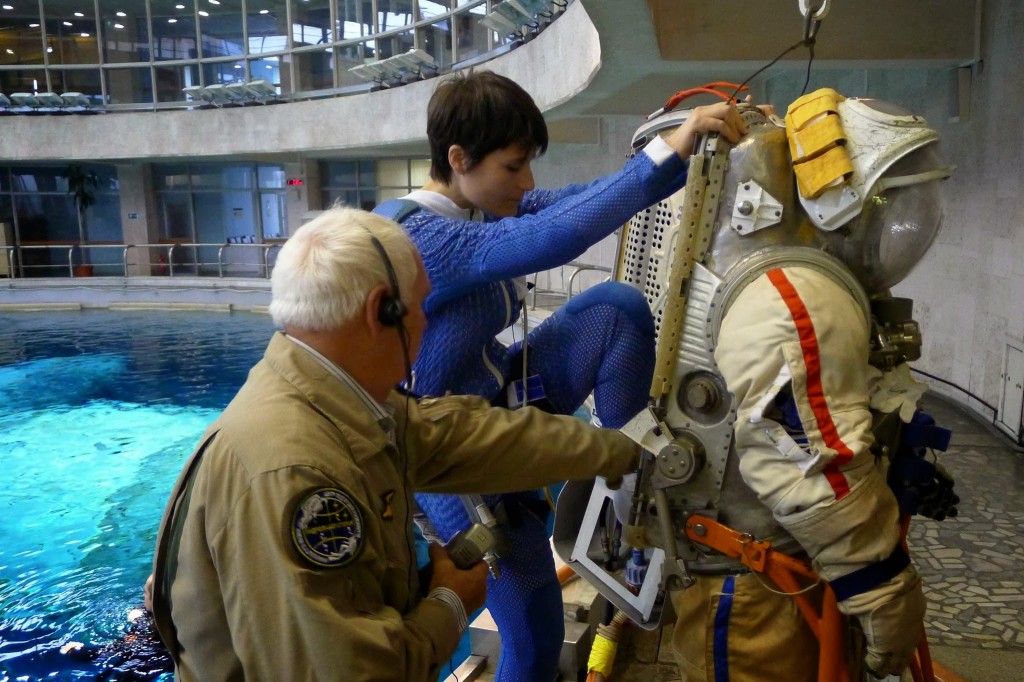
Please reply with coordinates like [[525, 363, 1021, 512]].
[[684, 514, 846, 682], [683, 514, 935, 682]]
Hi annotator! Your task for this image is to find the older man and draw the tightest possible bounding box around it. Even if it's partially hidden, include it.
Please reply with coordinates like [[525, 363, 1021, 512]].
[[151, 206, 642, 681]]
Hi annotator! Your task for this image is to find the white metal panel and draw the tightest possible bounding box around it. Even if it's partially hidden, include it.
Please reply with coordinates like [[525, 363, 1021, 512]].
[[997, 342, 1024, 441]]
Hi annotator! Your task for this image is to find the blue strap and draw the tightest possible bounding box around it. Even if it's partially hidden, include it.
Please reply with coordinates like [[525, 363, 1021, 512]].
[[372, 198, 421, 224], [712, 575, 735, 682], [829, 545, 910, 602]]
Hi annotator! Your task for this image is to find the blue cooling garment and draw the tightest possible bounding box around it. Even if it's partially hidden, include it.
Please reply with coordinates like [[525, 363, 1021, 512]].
[[377, 147, 685, 681]]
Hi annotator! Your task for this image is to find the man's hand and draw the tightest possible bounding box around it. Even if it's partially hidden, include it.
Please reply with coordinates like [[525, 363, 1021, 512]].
[[427, 542, 489, 614], [664, 101, 748, 156], [840, 565, 926, 677]]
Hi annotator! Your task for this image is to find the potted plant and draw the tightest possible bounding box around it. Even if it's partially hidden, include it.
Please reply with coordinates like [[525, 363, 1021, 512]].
[[61, 164, 99, 276]]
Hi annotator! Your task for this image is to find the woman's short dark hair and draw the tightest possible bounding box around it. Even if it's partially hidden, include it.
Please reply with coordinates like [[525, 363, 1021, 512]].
[[427, 71, 548, 184]]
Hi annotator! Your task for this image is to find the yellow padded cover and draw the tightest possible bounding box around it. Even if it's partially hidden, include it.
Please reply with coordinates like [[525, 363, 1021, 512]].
[[793, 145, 855, 199], [786, 88, 853, 198]]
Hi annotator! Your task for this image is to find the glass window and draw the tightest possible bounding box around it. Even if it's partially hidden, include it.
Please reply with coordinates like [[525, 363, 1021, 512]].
[[376, 29, 412, 60], [325, 160, 357, 187], [257, 164, 285, 189], [291, 0, 332, 49], [335, 42, 365, 86], [152, 0, 198, 61], [154, 163, 190, 190], [454, 4, 488, 63], [188, 164, 253, 190], [0, 10, 45, 66], [418, 19, 451, 69], [84, 193, 123, 242], [43, 16, 101, 65], [0, 192, 13, 233], [104, 66, 153, 104], [377, 159, 409, 188], [50, 68, 101, 100], [248, 0, 289, 54], [376, 0, 413, 32], [410, 158, 430, 186], [14, 194, 79, 242], [259, 191, 286, 239], [0, 69, 46, 94], [249, 54, 281, 89], [10, 166, 69, 192], [155, 63, 200, 101], [100, 0, 150, 64], [198, 0, 244, 58], [335, 0, 366, 41], [202, 58, 245, 85], [418, 1, 451, 21], [158, 192, 193, 239], [294, 47, 333, 91]]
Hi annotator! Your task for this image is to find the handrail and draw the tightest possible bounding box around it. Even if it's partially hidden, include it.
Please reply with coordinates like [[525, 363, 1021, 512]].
[[7, 242, 280, 279], [567, 263, 612, 299]]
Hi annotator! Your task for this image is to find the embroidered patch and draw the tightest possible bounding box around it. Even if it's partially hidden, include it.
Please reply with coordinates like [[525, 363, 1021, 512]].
[[380, 490, 396, 520], [291, 488, 364, 568]]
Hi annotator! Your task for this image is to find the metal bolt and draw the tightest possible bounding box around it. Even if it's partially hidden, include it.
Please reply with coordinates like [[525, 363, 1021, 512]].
[[737, 200, 754, 216], [693, 524, 707, 537]]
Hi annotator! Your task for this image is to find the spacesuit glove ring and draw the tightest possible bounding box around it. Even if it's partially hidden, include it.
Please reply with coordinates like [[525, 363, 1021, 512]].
[[842, 565, 926, 678]]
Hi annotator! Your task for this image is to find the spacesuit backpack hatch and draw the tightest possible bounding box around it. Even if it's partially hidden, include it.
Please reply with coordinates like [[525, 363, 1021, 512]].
[[553, 88, 957, 681]]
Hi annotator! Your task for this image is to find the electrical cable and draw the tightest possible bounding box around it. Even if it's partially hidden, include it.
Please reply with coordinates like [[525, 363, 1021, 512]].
[[728, 4, 823, 103], [728, 38, 808, 103]]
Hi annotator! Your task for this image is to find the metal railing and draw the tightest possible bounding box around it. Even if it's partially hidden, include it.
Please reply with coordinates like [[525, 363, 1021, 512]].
[[528, 261, 613, 310], [2, 242, 282, 279]]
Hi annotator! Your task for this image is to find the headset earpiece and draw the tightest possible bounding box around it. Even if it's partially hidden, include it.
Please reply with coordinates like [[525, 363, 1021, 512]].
[[377, 294, 407, 328], [368, 235, 408, 328]]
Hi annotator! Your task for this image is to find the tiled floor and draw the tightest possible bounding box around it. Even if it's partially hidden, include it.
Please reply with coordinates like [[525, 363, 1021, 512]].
[[461, 392, 1024, 682]]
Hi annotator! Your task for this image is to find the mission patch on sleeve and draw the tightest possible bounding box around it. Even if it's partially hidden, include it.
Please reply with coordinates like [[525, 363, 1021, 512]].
[[291, 487, 365, 567]]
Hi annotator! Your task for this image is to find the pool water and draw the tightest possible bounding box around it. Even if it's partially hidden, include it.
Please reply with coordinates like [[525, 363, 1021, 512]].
[[0, 310, 274, 681]]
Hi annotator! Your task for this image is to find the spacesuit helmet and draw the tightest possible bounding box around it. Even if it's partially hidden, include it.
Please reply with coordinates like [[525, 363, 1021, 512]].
[[822, 105, 949, 293], [633, 90, 951, 299]]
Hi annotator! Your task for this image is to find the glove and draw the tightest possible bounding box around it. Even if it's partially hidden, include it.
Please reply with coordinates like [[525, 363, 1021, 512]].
[[838, 565, 926, 677], [869, 363, 928, 423]]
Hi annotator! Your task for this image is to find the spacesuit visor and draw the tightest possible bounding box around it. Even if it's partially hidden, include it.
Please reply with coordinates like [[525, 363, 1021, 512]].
[[838, 145, 946, 294]]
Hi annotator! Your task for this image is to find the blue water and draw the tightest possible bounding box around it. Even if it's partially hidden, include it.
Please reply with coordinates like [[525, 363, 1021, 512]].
[[0, 310, 274, 681]]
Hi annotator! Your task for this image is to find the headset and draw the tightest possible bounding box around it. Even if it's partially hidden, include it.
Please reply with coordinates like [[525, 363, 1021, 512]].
[[367, 234, 408, 328]]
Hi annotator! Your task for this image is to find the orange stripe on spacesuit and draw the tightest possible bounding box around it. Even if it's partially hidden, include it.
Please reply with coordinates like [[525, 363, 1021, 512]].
[[766, 269, 853, 500]]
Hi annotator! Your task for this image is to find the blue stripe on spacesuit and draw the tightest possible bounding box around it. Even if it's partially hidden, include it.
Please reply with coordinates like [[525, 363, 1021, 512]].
[[713, 575, 736, 682]]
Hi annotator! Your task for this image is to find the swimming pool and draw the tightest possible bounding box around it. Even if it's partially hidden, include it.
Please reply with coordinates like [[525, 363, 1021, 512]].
[[0, 309, 274, 681]]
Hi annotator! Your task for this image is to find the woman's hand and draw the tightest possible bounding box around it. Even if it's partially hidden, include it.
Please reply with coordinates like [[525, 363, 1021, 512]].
[[663, 100, 748, 157]]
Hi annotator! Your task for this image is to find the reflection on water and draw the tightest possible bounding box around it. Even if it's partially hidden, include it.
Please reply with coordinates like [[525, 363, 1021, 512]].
[[0, 310, 273, 681]]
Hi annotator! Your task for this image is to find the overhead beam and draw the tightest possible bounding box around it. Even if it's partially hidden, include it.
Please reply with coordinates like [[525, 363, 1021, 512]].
[[647, 0, 977, 64]]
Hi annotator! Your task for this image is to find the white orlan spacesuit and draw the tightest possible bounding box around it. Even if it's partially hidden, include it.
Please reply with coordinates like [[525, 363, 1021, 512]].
[[554, 88, 954, 681]]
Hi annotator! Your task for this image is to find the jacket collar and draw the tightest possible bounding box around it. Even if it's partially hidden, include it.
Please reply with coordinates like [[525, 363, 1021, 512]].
[[263, 332, 397, 464]]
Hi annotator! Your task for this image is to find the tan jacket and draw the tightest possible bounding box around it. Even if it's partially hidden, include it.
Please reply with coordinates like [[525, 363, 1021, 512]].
[[153, 332, 639, 682]]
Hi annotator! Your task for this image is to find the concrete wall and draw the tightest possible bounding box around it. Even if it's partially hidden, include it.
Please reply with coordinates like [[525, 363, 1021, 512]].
[[896, 0, 1024, 429]]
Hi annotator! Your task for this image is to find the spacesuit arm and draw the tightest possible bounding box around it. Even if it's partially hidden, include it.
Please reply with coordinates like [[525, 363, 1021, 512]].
[[716, 266, 924, 675]]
